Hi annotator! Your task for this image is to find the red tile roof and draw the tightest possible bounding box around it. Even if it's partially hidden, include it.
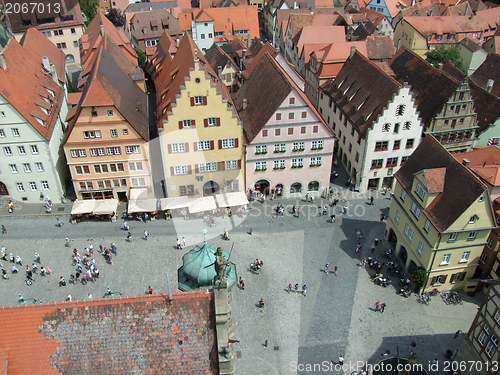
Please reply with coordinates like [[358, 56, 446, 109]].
[[242, 43, 277, 79], [80, 12, 137, 70], [0, 291, 217, 374], [453, 147, 500, 187], [424, 167, 446, 193], [19, 27, 66, 86], [0, 38, 64, 141]]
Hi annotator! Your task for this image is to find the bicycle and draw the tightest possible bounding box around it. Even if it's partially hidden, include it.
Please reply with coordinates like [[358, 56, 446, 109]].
[[416, 293, 430, 305]]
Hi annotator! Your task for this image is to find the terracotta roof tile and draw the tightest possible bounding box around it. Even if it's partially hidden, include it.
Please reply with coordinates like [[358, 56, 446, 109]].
[[424, 167, 446, 193], [365, 35, 396, 60], [402, 16, 485, 37], [233, 53, 333, 143], [67, 93, 82, 107], [130, 9, 183, 50], [293, 25, 346, 57], [0, 291, 217, 374], [19, 27, 66, 86], [470, 53, 500, 98], [468, 78, 500, 133], [459, 36, 482, 52], [389, 46, 460, 128], [322, 50, 402, 137], [81, 13, 137, 70], [395, 136, 487, 233], [0, 38, 64, 141], [453, 146, 500, 167], [243, 43, 277, 79]]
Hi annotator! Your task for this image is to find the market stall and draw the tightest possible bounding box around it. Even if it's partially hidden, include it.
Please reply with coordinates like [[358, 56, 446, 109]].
[[214, 192, 249, 218], [93, 199, 119, 221], [127, 199, 158, 221], [159, 196, 190, 219], [70, 200, 97, 223]]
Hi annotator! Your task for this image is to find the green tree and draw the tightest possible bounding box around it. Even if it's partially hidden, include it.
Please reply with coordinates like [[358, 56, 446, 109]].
[[425, 45, 463, 72], [411, 266, 429, 289], [134, 47, 147, 68], [79, 0, 99, 26], [106, 8, 124, 27]]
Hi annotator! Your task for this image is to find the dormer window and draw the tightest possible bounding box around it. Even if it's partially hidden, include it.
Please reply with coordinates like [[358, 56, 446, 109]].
[[468, 215, 478, 224], [415, 183, 426, 200], [437, 35, 442, 41]]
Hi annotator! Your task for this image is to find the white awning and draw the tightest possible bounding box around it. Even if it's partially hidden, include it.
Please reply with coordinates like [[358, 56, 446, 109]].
[[129, 188, 149, 200], [188, 196, 217, 214], [127, 199, 158, 213], [71, 200, 96, 215], [215, 192, 249, 208], [159, 196, 190, 210], [93, 199, 118, 215]]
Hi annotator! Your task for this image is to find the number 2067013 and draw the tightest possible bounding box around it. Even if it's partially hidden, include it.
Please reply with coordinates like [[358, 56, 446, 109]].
[[4, 2, 61, 14]]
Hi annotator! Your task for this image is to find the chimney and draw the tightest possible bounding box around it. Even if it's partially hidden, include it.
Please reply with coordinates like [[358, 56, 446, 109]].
[[42, 56, 51, 71], [486, 79, 494, 93], [350, 46, 356, 58], [49, 64, 58, 84], [469, 13, 474, 21], [247, 35, 251, 48], [100, 24, 105, 36], [217, 66, 223, 79], [0, 54, 6, 71], [243, 98, 248, 110], [462, 158, 470, 167]]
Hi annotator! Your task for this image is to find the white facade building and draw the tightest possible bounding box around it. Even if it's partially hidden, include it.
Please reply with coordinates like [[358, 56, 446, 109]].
[[318, 51, 424, 192], [191, 14, 215, 53]]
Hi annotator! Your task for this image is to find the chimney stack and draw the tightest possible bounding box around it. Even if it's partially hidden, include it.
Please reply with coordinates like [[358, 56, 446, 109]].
[[100, 24, 105, 36], [217, 66, 223, 79], [243, 98, 248, 110], [42, 56, 51, 71], [486, 79, 494, 93], [462, 158, 470, 167], [49, 64, 58, 84]]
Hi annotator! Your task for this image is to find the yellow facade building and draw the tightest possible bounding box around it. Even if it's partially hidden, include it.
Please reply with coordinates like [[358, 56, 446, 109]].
[[63, 47, 152, 201], [385, 136, 496, 292], [154, 33, 244, 197]]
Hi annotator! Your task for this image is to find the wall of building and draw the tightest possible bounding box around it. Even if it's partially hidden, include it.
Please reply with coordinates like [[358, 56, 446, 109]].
[[160, 61, 245, 198], [64, 106, 152, 200], [393, 20, 428, 58], [192, 21, 214, 53], [246, 91, 334, 198]]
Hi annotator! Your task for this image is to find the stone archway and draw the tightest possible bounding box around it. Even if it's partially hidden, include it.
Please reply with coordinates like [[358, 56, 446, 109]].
[[399, 245, 408, 268], [387, 228, 397, 249], [0, 182, 8, 196], [203, 180, 220, 196], [254, 179, 270, 195]]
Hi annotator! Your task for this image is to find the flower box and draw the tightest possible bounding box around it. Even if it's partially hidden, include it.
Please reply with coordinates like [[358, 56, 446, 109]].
[[311, 147, 318, 150], [255, 151, 261, 155], [292, 148, 299, 152], [280, 166, 285, 169], [375, 148, 381, 151], [299, 148, 305, 151], [292, 165, 298, 168], [393, 147, 400, 150], [318, 147, 323, 150], [298, 165, 303, 168], [261, 151, 267, 154], [274, 150, 280, 153], [376, 165, 382, 169]]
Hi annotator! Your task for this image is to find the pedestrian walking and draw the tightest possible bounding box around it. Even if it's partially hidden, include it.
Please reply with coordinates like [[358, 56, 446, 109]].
[[297, 208, 301, 218], [370, 196, 374, 205], [324, 263, 329, 275], [361, 258, 367, 266], [380, 302, 386, 313], [338, 355, 344, 365], [88, 293, 93, 299], [334, 265, 338, 276], [380, 214, 384, 222], [148, 286, 153, 294], [305, 193, 309, 202], [302, 284, 307, 297], [294, 283, 299, 293], [144, 230, 149, 240], [239, 277, 245, 290], [262, 194, 266, 204], [356, 229, 362, 240], [66, 293, 72, 301], [374, 301, 381, 312], [182, 237, 186, 247], [127, 232, 132, 242], [375, 238, 379, 246], [1, 225, 6, 234], [288, 283, 292, 293], [176, 238, 181, 249], [343, 205, 348, 214], [15, 255, 22, 266], [356, 243, 361, 252], [371, 244, 375, 253]]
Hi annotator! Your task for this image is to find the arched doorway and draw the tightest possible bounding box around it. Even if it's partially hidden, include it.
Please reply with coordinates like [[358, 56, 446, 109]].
[[387, 228, 397, 249], [398, 246, 408, 267], [0, 182, 8, 196], [275, 183, 283, 197], [408, 260, 418, 275], [65, 54, 75, 63], [254, 179, 270, 195], [307, 180, 320, 192], [290, 181, 302, 194], [203, 180, 220, 196]]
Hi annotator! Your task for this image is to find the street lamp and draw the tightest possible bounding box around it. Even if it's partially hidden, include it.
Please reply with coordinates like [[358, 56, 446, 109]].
[[165, 271, 173, 306]]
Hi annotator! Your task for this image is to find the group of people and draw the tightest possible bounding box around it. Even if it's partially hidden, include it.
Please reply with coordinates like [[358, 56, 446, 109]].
[[287, 283, 307, 296], [374, 301, 387, 313], [324, 263, 338, 276], [1, 246, 52, 284], [62, 244, 107, 287]]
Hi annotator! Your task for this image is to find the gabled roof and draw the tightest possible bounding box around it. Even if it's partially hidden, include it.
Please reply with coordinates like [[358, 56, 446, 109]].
[[293, 25, 345, 56], [0, 38, 63, 141], [0, 291, 218, 374], [310, 41, 368, 79], [400, 16, 485, 37], [424, 167, 446, 193], [389, 46, 460, 128], [19, 27, 66, 86], [453, 146, 500, 187], [80, 12, 137, 69], [475, 6, 500, 31], [233, 53, 332, 143], [130, 9, 183, 47], [365, 35, 397, 60], [66, 46, 149, 141], [360, 7, 387, 27], [395, 136, 487, 233], [242, 43, 277, 78], [154, 33, 235, 126], [204, 43, 238, 73], [194, 9, 214, 22], [468, 78, 500, 133], [459, 37, 482, 52], [148, 31, 178, 79], [379, 0, 407, 17], [322, 50, 402, 137], [287, 14, 339, 42], [470, 53, 500, 98]]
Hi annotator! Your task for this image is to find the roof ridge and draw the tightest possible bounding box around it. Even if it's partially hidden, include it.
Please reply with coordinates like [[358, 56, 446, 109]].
[[353, 49, 402, 88]]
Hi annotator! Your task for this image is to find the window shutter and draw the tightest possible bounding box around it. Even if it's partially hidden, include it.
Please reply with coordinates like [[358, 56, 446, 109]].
[[170, 166, 174, 176], [218, 161, 224, 171], [178, 121, 183, 129], [441, 275, 448, 284], [210, 140, 215, 150], [203, 96, 207, 105], [188, 165, 192, 174], [190, 97, 195, 106], [218, 140, 222, 149], [204, 119, 209, 127], [168, 144, 172, 153], [430, 276, 436, 285], [234, 138, 239, 147], [194, 142, 198, 151], [237, 159, 241, 169], [450, 274, 456, 283], [195, 164, 199, 173], [216, 118, 221, 127], [185, 142, 189, 152], [192, 120, 196, 128]]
